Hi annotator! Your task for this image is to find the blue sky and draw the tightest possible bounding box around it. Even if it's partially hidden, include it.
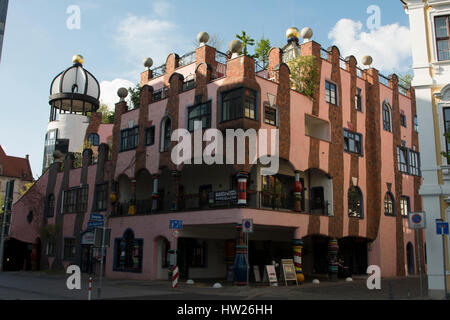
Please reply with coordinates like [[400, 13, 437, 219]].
[[0, 0, 411, 178]]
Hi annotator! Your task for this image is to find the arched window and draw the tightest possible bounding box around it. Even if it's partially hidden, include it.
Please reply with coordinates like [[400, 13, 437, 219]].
[[348, 186, 363, 218], [46, 194, 55, 217], [383, 102, 392, 132], [384, 192, 395, 216], [160, 117, 172, 152], [88, 133, 100, 146], [114, 229, 143, 273]]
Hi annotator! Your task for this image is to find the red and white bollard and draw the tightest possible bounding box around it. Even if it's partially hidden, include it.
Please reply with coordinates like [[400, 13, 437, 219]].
[[172, 266, 179, 289], [88, 277, 92, 300]]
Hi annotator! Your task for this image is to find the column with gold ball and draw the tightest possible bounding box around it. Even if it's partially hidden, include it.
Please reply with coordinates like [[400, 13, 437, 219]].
[[293, 239, 304, 283]]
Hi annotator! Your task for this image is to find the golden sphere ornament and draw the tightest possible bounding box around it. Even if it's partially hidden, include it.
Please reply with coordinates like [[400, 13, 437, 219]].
[[286, 27, 300, 40], [72, 54, 84, 65]]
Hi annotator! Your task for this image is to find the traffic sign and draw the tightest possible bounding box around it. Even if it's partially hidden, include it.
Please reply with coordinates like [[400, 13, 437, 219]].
[[242, 219, 254, 233], [436, 220, 449, 235], [88, 220, 104, 228], [170, 220, 183, 230], [408, 212, 426, 229], [90, 213, 104, 221]]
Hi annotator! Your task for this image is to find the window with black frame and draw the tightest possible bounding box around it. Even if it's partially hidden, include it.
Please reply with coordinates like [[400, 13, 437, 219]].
[[400, 114, 407, 127], [88, 133, 100, 146], [95, 183, 108, 212], [145, 126, 155, 146], [444, 108, 450, 164], [325, 81, 337, 105], [120, 127, 139, 152], [409, 149, 420, 176], [45, 194, 55, 217], [397, 146, 409, 173], [63, 186, 88, 213], [188, 101, 211, 131], [383, 102, 392, 132], [435, 16, 450, 61], [400, 196, 410, 218], [264, 105, 277, 126], [384, 192, 395, 216], [343, 129, 363, 155], [348, 186, 363, 218], [355, 87, 362, 111], [221, 88, 257, 122], [160, 118, 172, 152]]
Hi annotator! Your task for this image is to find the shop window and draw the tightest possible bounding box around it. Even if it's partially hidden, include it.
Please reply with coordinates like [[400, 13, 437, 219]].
[[63, 238, 76, 261], [114, 229, 143, 273]]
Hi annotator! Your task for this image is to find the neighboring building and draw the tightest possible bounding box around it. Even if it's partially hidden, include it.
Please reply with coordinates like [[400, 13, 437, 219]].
[[0, 145, 33, 204], [0, 0, 8, 63], [402, 0, 450, 298], [9, 29, 425, 282]]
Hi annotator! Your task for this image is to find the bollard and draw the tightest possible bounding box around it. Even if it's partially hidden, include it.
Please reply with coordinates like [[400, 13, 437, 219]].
[[172, 266, 179, 289], [388, 280, 394, 300], [88, 277, 92, 301]]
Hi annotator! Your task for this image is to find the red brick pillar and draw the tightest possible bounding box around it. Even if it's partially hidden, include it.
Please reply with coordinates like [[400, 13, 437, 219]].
[[237, 172, 249, 207]]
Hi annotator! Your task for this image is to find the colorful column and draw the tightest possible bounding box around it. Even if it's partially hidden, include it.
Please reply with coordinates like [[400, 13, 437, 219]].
[[152, 174, 159, 213], [128, 178, 137, 215], [293, 239, 304, 283], [293, 171, 303, 212], [328, 238, 339, 282], [234, 224, 248, 286], [171, 170, 181, 211], [237, 172, 249, 207]]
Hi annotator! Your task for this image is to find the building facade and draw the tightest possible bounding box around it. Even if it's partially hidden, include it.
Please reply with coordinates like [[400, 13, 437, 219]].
[[403, 0, 450, 298], [0, 0, 8, 64], [9, 30, 425, 282]]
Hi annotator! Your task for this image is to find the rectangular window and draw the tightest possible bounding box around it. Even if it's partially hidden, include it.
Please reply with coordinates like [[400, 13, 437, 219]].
[[400, 196, 410, 218], [221, 88, 257, 122], [145, 126, 155, 146], [63, 238, 76, 261], [408, 149, 421, 176], [63, 186, 89, 214], [120, 127, 139, 152], [397, 146, 409, 173], [343, 129, 363, 155], [444, 108, 450, 164], [325, 81, 337, 105], [95, 183, 108, 212], [264, 105, 277, 126], [355, 88, 362, 111], [435, 16, 450, 61], [188, 101, 212, 131], [400, 114, 407, 127]]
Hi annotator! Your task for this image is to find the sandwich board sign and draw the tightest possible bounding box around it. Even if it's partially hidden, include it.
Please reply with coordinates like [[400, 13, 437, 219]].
[[263, 265, 278, 287], [281, 259, 298, 286]]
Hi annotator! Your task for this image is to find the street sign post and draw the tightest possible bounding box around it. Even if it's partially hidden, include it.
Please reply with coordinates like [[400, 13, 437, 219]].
[[242, 219, 254, 287], [409, 212, 426, 297], [436, 219, 449, 300], [169, 220, 183, 279]]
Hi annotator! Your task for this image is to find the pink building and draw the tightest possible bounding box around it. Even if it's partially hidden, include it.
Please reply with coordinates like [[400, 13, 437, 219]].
[[9, 29, 425, 282]]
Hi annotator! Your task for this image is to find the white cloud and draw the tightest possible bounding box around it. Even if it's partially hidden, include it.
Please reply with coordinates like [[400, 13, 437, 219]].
[[328, 19, 412, 73], [152, 1, 172, 17], [115, 13, 190, 68], [100, 78, 135, 110]]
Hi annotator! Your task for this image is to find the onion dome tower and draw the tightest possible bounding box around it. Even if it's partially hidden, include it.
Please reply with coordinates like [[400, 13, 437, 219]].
[[43, 55, 101, 173], [282, 27, 301, 63], [49, 54, 100, 120]]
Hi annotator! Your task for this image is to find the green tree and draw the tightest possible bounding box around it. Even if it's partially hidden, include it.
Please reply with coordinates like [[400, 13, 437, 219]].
[[236, 31, 255, 57], [97, 104, 115, 124], [0, 195, 4, 215], [287, 56, 320, 99], [128, 83, 142, 110], [254, 37, 271, 68]]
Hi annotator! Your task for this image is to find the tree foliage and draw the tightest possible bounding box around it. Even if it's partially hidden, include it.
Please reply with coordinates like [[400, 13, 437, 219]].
[[128, 83, 142, 110], [236, 31, 255, 57], [255, 37, 271, 68], [97, 104, 115, 124], [287, 56, 320, 99]]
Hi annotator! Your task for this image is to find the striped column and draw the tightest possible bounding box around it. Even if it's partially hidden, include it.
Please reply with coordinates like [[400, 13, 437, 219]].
[[172, 266, 179, 288], [328, 238, 339, 282], [294, 171, 303, 212], [234, 224, 247, 286], [237, 172, 249, 207], [293, 239, 304, 282]]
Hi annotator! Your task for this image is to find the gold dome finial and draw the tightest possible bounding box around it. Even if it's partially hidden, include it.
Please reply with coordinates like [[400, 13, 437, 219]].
[[72, 54, 84, 65], [286, 27, 300, 40]]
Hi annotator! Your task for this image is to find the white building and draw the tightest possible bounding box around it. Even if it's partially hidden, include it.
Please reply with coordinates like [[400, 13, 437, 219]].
[[403, 0, 450, 298]]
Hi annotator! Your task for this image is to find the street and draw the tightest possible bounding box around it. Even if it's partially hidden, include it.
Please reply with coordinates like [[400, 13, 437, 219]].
[[0, 271, 436, 300]]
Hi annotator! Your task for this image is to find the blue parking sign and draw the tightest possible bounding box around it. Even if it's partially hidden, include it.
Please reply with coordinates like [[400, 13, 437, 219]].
[[170, 220, 183, 230], [436, 221, 449, 235]]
